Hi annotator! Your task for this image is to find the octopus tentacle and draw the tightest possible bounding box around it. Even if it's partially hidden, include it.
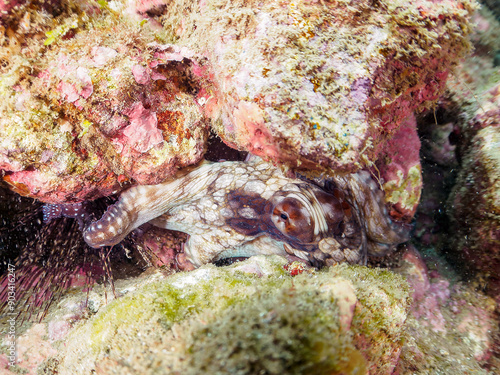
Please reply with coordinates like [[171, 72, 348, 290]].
[[84, 162, 221, 248], [43, 202, 91, 230], [323, 171, 410, 257]]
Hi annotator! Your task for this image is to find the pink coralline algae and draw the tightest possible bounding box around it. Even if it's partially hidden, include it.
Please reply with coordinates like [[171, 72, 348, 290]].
[[395, 245, 498, 370], [0, 4, 210, 203], [372, 114, 422, 219], [0, 0, 476, 213], [122, 101, 163, 153]]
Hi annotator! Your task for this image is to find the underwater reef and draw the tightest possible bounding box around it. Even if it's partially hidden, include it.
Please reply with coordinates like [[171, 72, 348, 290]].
[[416, 2, 500, 306], [0, 0, 477, 220], [31, 257, 412, 374], [3, 255, 498, 374], [1, 0, 500, 374]]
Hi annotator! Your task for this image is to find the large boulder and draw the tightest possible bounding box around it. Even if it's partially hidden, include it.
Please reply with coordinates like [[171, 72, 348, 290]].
[[7, 256, 412, 375], [0, 0, 477, 217]]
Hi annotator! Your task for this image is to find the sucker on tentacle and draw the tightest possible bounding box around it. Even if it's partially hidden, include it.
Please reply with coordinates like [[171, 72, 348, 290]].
[[83, 158, 409, 268]]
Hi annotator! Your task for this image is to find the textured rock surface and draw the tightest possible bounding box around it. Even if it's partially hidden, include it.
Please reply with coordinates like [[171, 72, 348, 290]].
[[0, 0, 477, 214], [372, 114, 422, 219], [448, 118, 500, 301], [0, 1, 209, 203], [2, 256, 412, 375], [445, 3, 500, 114], [2, 253, 497, 374], [159, 0, 474, 170], [414, 3, 500, 303], [395, 245, 499, 373]]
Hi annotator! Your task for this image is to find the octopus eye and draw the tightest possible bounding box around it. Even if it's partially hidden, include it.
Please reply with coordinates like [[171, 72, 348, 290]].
[[271, 197, 315, 243]]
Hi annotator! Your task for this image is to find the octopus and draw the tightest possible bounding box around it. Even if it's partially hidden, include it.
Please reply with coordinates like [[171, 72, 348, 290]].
[[42, 202, 91, 230], [83, 158, 410, 268]]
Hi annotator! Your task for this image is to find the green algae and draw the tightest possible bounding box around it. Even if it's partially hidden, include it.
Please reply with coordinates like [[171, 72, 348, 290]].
[[44, 16, 80, 46], [329, 264, 412, 374], [45, 256, 411, 374], [383, 164, 423, 211], [184, 283, 365, 375]]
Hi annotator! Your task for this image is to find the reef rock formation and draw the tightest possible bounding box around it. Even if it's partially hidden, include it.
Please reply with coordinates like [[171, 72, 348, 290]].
[[405, 2, 499, 308], [0, 0, 477, 217], [395, 245, 499, 372], [0, 1, 209, 203], [156, 0, 475, 218], [158, 0, 474, 168], [448, 88, 500, 301], [7, 256, 412, 375], [4, 253, 498, 374]]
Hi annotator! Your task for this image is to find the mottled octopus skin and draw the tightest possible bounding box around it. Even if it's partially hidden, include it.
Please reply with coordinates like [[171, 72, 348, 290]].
[[83, 159, 409, 267], [43, 202, 91, 230]]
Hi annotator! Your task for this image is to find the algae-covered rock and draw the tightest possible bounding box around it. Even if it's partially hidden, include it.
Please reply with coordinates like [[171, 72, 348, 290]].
[[414, 2, 500, 304], [395, 245, 499, 373], [158, 0, 475, 171], [5, 253, 498, 374], [448, 122, 500, 301], [0, 0, 209, 203], [444, 3, 500, 116], [30, 256, 411, 375]]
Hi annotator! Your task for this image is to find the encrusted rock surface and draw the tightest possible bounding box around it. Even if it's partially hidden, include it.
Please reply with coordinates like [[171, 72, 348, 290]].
[[441, 3, 500, 300], [448, 117, 500, 301], [413, 3, 500, 304], [160, 0, 474, 169], [2, 253, 498, 374], [1, 1, 209, 203], [155, 0, 475, 218], [1, 256, 412, 375], [0, 0, 478, 218], [395, 245, 499, 372], [2, 2, 498, 372]]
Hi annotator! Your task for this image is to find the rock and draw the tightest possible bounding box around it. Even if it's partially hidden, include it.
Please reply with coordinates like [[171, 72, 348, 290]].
[[480, 0, 500, 26], [0, 2, 209, 203], [18, 256, 411, 375], [0, 0, 477, 216], [0, 323, 57, 375], [132, 224, 187, 269], [415, 3, 500, 303], [372, 114, 423, 219], [3, 246, 498, 374], [395, 245, 499, 373], [159, 0, 474, 170], [448, 118, 500, 302], [444, 3, 500, 114], [420, 121, 459, 168]]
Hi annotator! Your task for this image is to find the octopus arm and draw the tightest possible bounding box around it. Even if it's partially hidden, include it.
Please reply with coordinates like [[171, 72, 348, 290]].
[[83, 163, 220, 248], [334, 171, 410, 257]]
